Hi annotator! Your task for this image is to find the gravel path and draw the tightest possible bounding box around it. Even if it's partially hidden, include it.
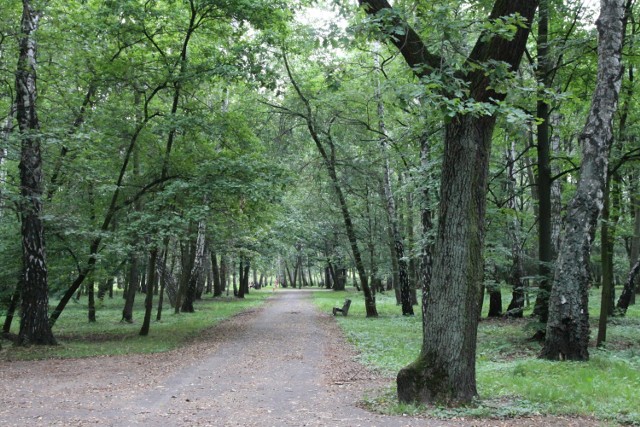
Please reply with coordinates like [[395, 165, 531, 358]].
[[0, 289, 607, 426]]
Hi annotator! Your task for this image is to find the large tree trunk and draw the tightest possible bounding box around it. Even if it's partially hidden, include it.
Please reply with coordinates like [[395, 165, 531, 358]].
[[541, 0, 626, 361], [360, 0, 538, 404], [16, 0, 56, 345], [397, 114, 495, 404]]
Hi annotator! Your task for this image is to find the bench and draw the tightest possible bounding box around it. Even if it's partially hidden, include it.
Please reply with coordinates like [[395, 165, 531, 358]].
[[332, 299, 351, 316]]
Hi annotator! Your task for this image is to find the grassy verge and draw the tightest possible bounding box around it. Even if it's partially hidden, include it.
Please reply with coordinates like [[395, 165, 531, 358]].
[[0, 290, 271, 361], [314, 288, 640, 425]]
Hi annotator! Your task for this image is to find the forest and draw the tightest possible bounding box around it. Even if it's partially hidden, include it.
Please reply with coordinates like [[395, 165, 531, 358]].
[[1, 0, 640, 422]]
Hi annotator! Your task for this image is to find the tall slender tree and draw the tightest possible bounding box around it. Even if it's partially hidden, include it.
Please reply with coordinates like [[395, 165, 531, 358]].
[[541, 0, 627, 361], [16, 0, 56, 345]]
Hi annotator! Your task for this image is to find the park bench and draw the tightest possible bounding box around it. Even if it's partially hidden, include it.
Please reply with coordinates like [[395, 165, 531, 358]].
[[332, 299, 351, 316]]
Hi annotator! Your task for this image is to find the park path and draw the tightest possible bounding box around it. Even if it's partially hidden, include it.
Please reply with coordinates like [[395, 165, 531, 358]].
[[0, 290, 426, 427], [119, 289, 418, 426]]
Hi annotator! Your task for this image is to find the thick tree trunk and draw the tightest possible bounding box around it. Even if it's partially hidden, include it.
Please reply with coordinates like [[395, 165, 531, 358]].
[[16, 0, 56, 346], [541, 0, 626, 361], [220, 255, 227, 294], [360, 0, 538, 404], [397, 114, 495, 404]]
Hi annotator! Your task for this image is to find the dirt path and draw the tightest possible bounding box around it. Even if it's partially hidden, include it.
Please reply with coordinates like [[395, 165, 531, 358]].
[[0, 290, 606, 426], [0, 290, 410, 426]]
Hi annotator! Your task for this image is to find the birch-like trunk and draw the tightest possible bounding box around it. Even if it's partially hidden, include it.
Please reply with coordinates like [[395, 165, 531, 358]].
[[541, 0, 626, 361], [181, 219, 206, 312], [16, 0, 56, 345]]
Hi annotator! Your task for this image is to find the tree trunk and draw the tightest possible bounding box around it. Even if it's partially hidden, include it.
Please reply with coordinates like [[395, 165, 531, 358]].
[[87, 279, 96, 323], [397, 114, 496, 403], [532, 0, 554, 325], [376, 60, 413, 315], [597, 173, 620, 346], [487, 284, 503, 318], [506, 142, 525, 318], [140, 248, 158, 335], [616, 256, 640, 313], [122, 255, 139, 323], [360, 0, 537, 404], [220, 255, 227, 294], [182, 220, 206, 312], [284, 53, 377, 316], [16, 0, 56, 346], [541, 0, 626, 361], [156, 247, 169, 321], [2, 284, 21, 334], [176, 239, 194, 313], [211, 250, 222, 297]]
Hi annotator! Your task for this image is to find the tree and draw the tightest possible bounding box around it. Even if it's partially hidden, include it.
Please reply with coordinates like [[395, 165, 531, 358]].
[[541, 0, 627, 361], [359, 0, 538, 403], [281, 50, 379, 317], [15, 0, 56, 346]]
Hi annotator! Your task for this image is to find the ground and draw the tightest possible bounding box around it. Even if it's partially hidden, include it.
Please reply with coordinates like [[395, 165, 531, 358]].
[[0, 290, 609, 426]]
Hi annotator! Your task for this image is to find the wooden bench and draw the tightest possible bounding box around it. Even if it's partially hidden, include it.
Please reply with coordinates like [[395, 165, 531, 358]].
[[332, 299, 351, 316]]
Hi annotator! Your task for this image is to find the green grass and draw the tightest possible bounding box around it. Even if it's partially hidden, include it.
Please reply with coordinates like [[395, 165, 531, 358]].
[[0, 289, 270, 360], [314, 288, 640, 425]]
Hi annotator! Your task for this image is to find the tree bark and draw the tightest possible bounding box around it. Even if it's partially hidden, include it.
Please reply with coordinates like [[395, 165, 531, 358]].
[[16, 0, 56, 345], [541, 0, 626, 361]]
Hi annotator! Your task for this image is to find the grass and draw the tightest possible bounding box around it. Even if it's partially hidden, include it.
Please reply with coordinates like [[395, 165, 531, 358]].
[[313, 288, 640, 425], [0, 289, 271, 360]]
